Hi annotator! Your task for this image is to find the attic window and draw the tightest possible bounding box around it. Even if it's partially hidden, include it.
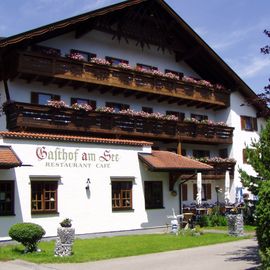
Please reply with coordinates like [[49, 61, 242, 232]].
[[105, 56, 128, 66], [165, 69, 183, 79], [191, 114, 208, 121], [31, 92, 60, 105], [71, 98, 96, 110], [136, 63, 158, 71], [70, 49, 96, 62], [166, 111, 185, 121]]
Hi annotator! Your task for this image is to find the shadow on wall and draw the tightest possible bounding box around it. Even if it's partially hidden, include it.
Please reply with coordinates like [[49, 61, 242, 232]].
[[0, 169, 23, 239], [139, 163, 178, 229]]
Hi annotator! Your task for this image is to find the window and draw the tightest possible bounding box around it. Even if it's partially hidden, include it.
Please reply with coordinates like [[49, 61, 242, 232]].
[[181, 183, 188, 201], [241, 116, 258, 131], [106, 102, 129, 112], [105, 56, 128, 66], [31, 92, 60, 105], [166, 111, 185, 121], [70, 49, 96, 62], [191, 113, 208, 122], [219, 149, 228, 158], [142, 107, 153, 114], [144, 181, 163, 209], [193, 150, 210, 159], [193, 183, 211, 201], [136, 63, 158, 71], [165, 69, 183, 79], [0, 181, 14, 216], [31, 181, 58, 214], [112, 181, 133, 210], [182, 149, 187, 156], [71, 98, 96, 110]]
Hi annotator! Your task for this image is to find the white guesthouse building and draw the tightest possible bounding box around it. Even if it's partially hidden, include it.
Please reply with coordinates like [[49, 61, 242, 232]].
[[0, 0, 264, 240]]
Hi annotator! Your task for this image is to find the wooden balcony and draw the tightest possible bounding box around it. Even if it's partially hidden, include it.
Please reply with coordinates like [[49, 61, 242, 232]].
[[181, 160, 236, 180], [4, 102, 234, 144], [11, 51, 230, 109]]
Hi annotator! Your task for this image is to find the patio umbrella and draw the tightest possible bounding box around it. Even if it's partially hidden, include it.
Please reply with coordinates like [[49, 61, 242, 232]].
[[196, 172, 202, 205], [224, 170, 230, 204]]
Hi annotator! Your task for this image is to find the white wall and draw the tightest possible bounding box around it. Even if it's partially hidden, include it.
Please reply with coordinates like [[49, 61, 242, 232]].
[[41, 30, 200, 78], [0, 138, 182, 240], [229, 91, 264, 199]]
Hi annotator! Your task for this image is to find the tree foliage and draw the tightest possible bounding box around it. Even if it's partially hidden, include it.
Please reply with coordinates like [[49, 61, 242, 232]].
[[239, 120, 270, 268]]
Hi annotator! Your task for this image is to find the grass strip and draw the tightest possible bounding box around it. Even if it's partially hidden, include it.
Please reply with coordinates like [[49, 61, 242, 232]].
[[0, 233, 252, 263]]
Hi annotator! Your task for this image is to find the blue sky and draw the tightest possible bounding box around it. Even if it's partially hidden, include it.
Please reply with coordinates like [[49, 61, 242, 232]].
[[0, 0, 269, 94]]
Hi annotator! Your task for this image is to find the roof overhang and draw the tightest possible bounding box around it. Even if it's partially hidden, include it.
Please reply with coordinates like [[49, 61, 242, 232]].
[[0, 0, 265, 114], [0, 145, 22, 169], [138, 150, 213, 172]]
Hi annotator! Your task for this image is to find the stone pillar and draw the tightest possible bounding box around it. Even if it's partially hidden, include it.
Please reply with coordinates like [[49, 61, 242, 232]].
[[54, 227, 75, 256], [227, 214, 244, 236]]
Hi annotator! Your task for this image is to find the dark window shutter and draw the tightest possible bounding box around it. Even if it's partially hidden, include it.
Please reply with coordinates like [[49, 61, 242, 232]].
[[240, 116, 245, 130], [31, 92, 39, 104], [179, 113, 185, 121], [106, 102, 113, 108], [182, 149, 187, 156], [253, 118, 258, 131], [89, 100, 96, 110], [193, 184, 197, 200], [70, 98, 77, 105], [121, 104, 130, 110], [53, 95, 60, 101], [182, 184, 187, 201], [206, 184, 212, 200]]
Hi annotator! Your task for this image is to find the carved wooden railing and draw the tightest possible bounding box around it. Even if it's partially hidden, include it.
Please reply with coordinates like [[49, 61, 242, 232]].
[[14, 51, 230, 107], [180, 160, 236, 179], [4, 102, 234, 144]]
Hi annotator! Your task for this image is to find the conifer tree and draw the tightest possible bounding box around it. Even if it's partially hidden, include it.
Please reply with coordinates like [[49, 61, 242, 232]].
[[239, 120, 270, 268]]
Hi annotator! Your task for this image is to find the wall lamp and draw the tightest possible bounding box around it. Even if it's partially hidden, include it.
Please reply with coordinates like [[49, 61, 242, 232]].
[[85, 178, 91, 190]]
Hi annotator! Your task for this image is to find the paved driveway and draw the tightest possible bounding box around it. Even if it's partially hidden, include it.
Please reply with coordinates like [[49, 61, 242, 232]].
[[0, 238, 260, 270]]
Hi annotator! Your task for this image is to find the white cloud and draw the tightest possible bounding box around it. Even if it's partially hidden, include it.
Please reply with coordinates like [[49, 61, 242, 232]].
[[209, 19, 268, 52], [227, 55, 270, 79]]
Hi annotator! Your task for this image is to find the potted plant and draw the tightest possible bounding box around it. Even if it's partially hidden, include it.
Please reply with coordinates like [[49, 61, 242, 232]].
[[59, 218, 72, 228]]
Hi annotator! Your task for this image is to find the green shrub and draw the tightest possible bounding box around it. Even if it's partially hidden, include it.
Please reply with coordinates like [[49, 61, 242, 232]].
[[209, 214, 227, 227], [9, 222, 45, 252], [260, 248, 270, 270], [256, 180, 270, 267], [197, 215, 211, 227]]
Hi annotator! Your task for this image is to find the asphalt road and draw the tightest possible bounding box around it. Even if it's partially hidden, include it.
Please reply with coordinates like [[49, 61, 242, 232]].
[[0, 238, 260, 270]]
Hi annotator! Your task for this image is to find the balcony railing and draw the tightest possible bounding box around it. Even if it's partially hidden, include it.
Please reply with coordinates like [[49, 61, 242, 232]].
[[180, 160, 236, 180], [13, 51, 230, 108], [4, 102, 234, 144]]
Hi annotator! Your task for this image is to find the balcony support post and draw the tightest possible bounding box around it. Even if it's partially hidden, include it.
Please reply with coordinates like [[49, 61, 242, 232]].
[[177, 141, 182, 155], [3, 80, 10, 101]]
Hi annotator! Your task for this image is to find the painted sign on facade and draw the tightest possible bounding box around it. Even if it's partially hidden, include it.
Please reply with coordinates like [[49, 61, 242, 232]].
[[36, 146, 120, 169]]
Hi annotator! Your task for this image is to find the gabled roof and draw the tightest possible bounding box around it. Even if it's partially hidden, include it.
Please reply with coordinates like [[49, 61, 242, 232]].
[[0, 145, 22, 169], [0, 0, 262, 112], [139, 150, 213, 172]]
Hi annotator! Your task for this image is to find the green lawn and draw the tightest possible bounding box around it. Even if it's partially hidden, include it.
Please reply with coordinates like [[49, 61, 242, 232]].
[[0, 233, 251, 263], [204, 225, 256, 232]]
